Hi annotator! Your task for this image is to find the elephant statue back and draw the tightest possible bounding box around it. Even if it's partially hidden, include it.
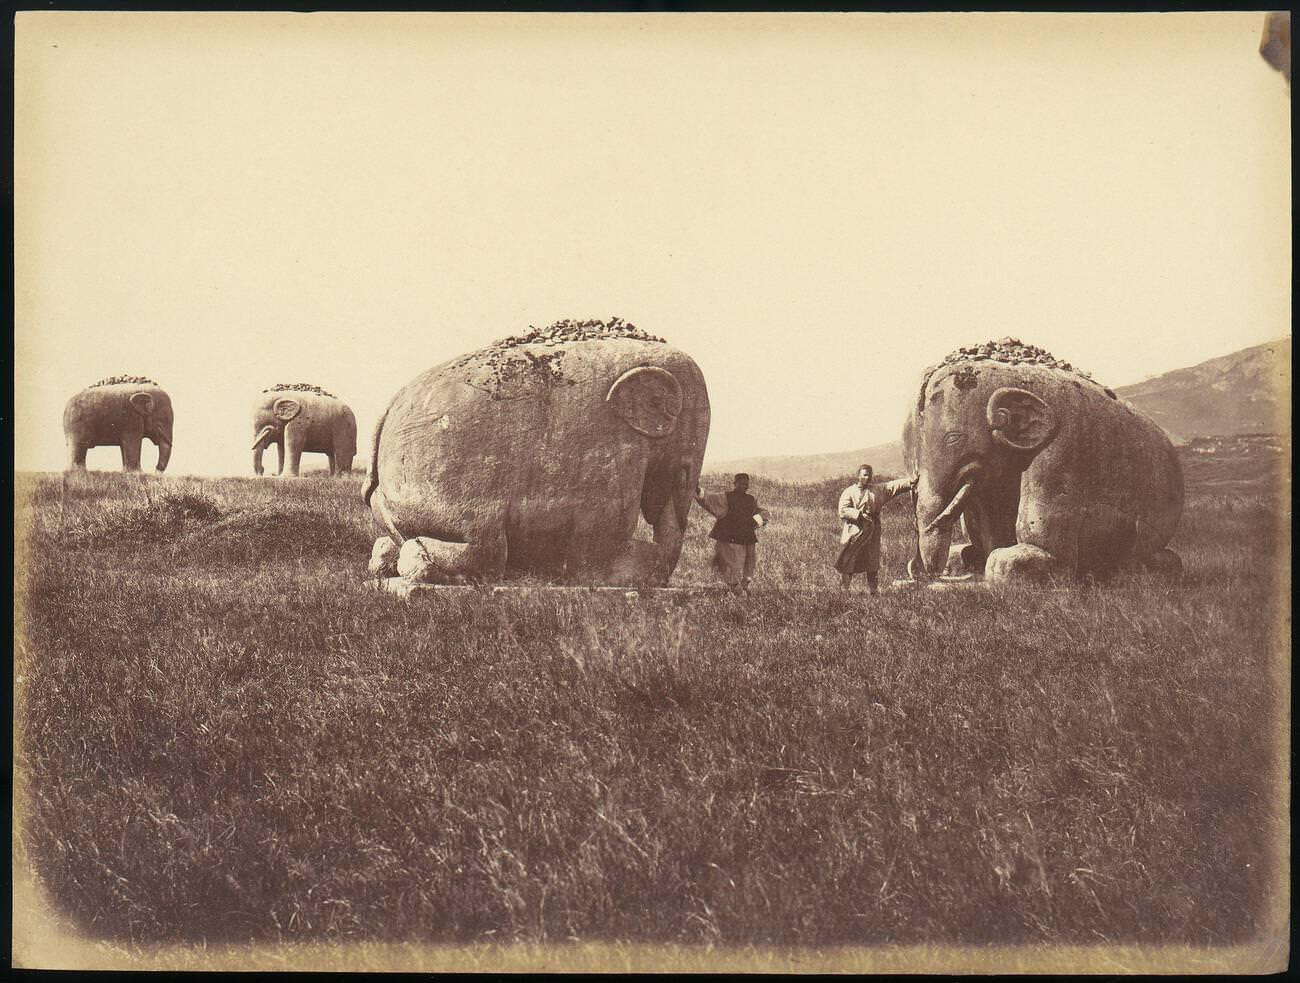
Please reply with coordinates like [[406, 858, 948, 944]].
[[365, 318, 711, 587]]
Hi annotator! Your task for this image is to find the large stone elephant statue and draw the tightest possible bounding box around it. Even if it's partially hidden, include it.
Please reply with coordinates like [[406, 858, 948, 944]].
[[252, 385, 357, 477], [903, 339, 1183, 584], [364, 319, 711, 586], [63, 376, 174, 472]]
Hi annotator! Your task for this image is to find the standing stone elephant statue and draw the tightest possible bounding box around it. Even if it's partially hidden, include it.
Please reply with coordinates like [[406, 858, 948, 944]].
[[252, 384, 357, 477], [63, 375, 174, 472], [903, 339, 1183, 584], [364, 318, 711, 587]]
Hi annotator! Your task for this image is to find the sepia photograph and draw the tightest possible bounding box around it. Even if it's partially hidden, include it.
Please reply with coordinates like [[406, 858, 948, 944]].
[[12, 9, 1291, 973]]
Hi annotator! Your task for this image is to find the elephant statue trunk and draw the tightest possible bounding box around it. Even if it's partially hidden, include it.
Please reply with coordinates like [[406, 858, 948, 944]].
[[154, 430, 173, 472], [915, 473, 977, 572], [912, 460, 1024, 578]]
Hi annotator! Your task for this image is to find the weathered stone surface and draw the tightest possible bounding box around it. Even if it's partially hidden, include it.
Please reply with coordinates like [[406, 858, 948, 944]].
[[368, 536, 399, 577], [905, 342, 1183, 583], [364, 322, 710, 587], [396, 538, 437, 582]]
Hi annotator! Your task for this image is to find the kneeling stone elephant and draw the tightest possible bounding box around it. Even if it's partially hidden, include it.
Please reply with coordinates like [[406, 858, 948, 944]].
[[904, 339, 1183, 583], [364, 319, 711, 586], [252, 384, 357, 477], [64, 375, 174, 472]]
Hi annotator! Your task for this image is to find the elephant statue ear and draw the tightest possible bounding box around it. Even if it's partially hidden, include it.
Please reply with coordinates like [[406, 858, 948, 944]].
[[129, 392, 155, 416], [606, 366, 683, 439], [987, 387, 1056, 453], [272, 397, 303, 423]]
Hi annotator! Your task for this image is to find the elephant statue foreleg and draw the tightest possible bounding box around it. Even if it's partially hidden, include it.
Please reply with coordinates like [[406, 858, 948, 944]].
[[120, 434, 143, 472], [67, 440, 88, 470], [253, 430, 285, 476], [602, 460, 693, 587], [395, 530, 507, 585], [284, 430, 305, 477], [649, 463, 693, 563]]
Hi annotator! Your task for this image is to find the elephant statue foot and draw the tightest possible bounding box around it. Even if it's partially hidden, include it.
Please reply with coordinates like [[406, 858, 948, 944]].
[[1136, 548, 1182, 578], [600, 487, 689, 587], [369, 537, 400, 577], [985, 543, 1063, 584], [395, 533, 506, 585], [602, 540, 673, 588], [908, 542, 982, 580], [943, 543, 983, 577]]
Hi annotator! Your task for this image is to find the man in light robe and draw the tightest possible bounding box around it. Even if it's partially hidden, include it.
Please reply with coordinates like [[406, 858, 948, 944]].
[[695, 473, 768, 592], [835, 464, 915, 593]]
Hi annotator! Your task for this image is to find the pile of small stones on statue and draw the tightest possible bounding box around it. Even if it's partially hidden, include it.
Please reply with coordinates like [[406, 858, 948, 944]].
[[940, 337, 1090, 376], [262, 382, 337, 398], [89, 375, 158, 388], [491, 317, 668, 351], [448, 317, 670, 377]]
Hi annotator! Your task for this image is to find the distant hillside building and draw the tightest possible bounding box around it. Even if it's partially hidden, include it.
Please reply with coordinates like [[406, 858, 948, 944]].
[[1187, 434, 1285, 456]]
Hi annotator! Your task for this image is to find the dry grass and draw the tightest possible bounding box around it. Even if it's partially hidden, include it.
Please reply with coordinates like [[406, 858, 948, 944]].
[[12, 467, 1289, 950]]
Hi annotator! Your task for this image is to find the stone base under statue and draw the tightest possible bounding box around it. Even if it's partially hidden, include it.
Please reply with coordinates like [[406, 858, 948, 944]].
[[369, 578, 957, 599]]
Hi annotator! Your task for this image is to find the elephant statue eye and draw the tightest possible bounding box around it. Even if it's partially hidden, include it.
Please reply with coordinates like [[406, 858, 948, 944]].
[[944, 431, 966, 446]]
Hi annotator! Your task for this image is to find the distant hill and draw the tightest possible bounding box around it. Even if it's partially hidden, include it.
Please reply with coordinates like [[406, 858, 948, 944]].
[[707, 440, 905, 484], [706, 338, 1290, 483], [1114, 338, 1290, 444]]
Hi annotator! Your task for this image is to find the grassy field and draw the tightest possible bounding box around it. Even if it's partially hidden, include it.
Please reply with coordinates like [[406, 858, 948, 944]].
[[12, 465, 1290, 957]]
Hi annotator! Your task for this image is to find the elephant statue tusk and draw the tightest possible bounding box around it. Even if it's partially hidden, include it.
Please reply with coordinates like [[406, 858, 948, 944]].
[[924, 480, 974, 533], [252, 425, 277, 451]]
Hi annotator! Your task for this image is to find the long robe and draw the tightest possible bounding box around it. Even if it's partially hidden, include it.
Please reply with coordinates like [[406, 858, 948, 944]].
[[835, 478, 911, 575]]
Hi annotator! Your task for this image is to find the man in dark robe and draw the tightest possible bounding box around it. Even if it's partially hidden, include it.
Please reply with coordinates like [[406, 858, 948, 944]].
[[695, 473, 768, 592]]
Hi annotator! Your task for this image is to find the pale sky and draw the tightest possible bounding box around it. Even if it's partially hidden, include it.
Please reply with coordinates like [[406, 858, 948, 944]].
[[14, 12, 1291, 476]]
